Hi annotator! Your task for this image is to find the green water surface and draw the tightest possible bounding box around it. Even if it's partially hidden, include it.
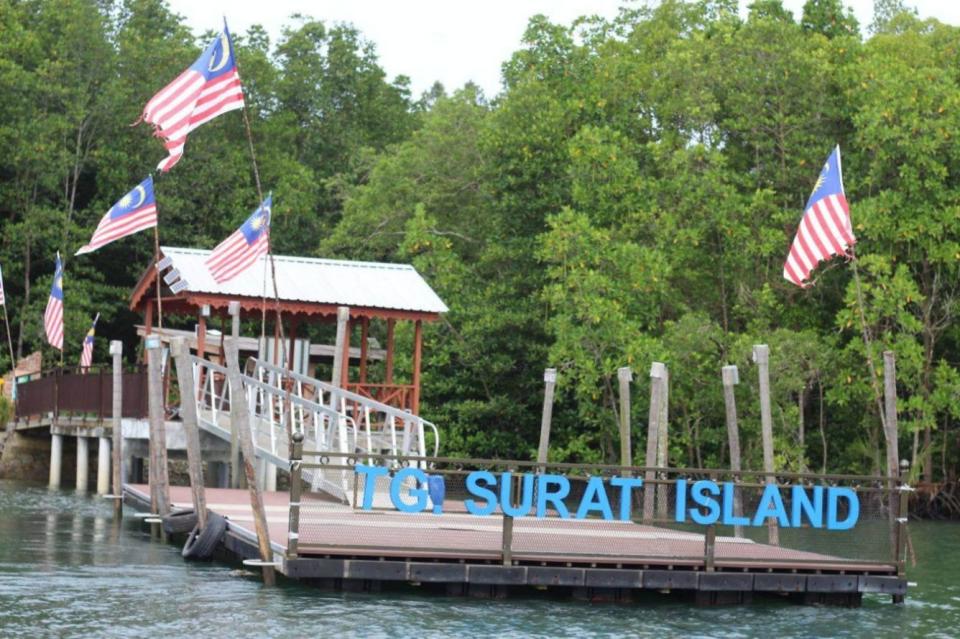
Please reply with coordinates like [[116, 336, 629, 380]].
[[0, 480, 955, 638]]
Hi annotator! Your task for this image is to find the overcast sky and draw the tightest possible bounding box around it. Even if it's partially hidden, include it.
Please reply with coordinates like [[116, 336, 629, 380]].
[[165, 1, 960, 99]]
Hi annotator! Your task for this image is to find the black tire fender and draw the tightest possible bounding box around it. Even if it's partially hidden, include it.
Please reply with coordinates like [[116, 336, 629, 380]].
[[161, 508, 198, 535], [182, 512, 227, 560]]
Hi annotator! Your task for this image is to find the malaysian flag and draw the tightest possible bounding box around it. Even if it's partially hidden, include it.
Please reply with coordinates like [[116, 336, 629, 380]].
[[44, 253, 64, 351], [79, 313, 99, 370], [139, 21, 244, 172], [76, 177, 157, 255], [783, 146, 856, 287], [206, 195, 271, 284]]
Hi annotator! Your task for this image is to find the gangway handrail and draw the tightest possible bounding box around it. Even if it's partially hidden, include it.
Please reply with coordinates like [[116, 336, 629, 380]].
[[250, 357, 438, 429]]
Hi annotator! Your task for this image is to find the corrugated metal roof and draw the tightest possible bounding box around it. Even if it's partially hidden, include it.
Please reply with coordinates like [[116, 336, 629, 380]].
[[159, 246, 448, 314]]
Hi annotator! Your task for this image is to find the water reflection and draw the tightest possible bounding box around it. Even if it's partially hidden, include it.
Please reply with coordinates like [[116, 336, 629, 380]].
[[0, 480, 955, 638]]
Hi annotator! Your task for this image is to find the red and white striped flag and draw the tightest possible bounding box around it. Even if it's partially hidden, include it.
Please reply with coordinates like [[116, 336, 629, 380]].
[[139, 21, 244, 172], [76, 177, 157, 255], [79, 313, 99, 370], [206, 195, 271, 284], [44, 253, 64, 351], [783, 146, 856, 287]]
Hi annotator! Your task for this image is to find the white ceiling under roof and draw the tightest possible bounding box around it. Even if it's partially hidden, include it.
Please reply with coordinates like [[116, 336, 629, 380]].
[[159, 246, 448, 314]]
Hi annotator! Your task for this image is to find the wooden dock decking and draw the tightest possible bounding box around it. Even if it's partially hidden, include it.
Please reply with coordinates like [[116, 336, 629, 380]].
[[123, 483, 905, 603]]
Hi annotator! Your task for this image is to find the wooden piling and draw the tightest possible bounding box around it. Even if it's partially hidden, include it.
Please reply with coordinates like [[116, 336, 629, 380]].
[[721, 365, 744, 538], [642, 362, 665, 523], [228, 301, 241, 489], [146, 335, 171, 517], [331, 307, 349, 399], [883, 351, 900, 554], [753, 345, 779, 545], [224, 337, 276, 586], [171, 337, 207, 529], [110, 340, 123, 518], [537, 368, 558, 469], [656, 365, 669, 520], [617, 367, 632, 473]]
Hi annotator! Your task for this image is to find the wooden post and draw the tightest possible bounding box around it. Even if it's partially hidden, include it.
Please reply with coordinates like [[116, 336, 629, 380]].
[[228, 301, 241, 489], [883, 351, 900, 484], [286, 431, 304, 559], [224, 337, 276, 586], [642, 362, 665, 523], [331, 307, 349, 396], [146, 335, 171, 517], [537, 368, 558, 468], [171, 337, 207, 530], [144, 299, 154, 335], [288, 315, 299, 373], [721, 365, 744, 538], [884, 351, 900, 555], [385, 318, 395, 384], [359, 317, 369, 384], [753, 345, 779, 545], [617, 367, 632, 473], [197, 310, 208, 358], [412, 319, 423, 415], [656, 365, 669, 519], [110, 340, 123, 516]]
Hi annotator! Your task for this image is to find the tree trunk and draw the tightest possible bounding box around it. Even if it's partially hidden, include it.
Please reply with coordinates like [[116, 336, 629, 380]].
[[798, 384, 806, 472]]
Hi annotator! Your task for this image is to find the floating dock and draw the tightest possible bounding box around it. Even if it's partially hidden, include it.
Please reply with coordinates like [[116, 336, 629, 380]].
[[123, 483, 906, 606]]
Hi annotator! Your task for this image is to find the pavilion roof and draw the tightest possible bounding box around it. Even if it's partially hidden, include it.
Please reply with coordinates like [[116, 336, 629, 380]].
[[131, 246, 448, 320]]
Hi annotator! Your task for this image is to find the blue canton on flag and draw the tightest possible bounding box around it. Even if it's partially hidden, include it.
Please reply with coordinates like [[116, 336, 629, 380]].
[[783, 146, 856, 287], [76, 176, 157, 255], [80, 313, 99, 370], [44, 253, 64, 350], [206, 195, 272, 284]]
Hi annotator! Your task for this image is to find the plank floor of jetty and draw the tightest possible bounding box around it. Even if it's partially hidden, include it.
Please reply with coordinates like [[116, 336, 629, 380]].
[[122, 484, 905, 606]]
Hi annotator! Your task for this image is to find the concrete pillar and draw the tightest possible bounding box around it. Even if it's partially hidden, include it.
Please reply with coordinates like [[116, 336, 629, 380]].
[[265, 463, 277, 492], [97, 437, 111, 495], [76, 436, 89, 492], [49, 434, 63, 488]]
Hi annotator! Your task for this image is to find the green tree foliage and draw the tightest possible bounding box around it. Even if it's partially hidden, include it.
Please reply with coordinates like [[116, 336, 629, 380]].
[[2, 1, 959, 481]]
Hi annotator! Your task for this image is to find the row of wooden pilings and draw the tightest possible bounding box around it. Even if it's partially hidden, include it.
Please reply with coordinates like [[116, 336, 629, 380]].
[[66, 303, 354, 586], [534, 345, 903, 545]]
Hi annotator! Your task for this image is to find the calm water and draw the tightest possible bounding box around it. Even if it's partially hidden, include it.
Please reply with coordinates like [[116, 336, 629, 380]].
[[0, 480, 956, 638]]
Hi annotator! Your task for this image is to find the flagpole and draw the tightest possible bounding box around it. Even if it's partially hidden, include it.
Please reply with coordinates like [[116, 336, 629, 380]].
[[2, 302, 15, 373], [237, 73, 288, 366], [849, 247, 888, 435], [153, 225, 163, 331]]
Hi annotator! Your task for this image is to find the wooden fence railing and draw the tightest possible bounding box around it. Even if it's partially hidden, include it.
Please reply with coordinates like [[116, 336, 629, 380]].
[[14, 366, 149, 423]]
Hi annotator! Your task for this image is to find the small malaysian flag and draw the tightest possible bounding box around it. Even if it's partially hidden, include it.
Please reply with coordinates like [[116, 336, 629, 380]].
[[139, 20, 245, 172], [44, 253, 64, 351], [206, 195, 271, 284], [79, 313, 99, 370], [783, 146, 856, 287], [76, 177, 157, 255]]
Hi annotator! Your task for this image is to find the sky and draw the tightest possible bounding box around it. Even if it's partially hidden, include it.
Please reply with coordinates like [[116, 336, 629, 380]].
[[165, 1, 960, 99]]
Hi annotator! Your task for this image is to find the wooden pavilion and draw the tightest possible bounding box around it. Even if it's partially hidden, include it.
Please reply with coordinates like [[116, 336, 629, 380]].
[[130, 247, 448, 414]]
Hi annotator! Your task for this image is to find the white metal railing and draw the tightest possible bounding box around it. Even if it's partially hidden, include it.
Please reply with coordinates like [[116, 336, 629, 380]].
[[186, 355, 441, 504], [250, 358, 440, 464]]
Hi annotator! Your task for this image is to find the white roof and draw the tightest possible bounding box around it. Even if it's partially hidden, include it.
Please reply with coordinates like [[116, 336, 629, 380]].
[[159, 246, 448, 314]]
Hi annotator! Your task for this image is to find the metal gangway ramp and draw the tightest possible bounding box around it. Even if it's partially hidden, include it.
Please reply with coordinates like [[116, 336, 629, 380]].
[[189, 355, 439, 505]]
